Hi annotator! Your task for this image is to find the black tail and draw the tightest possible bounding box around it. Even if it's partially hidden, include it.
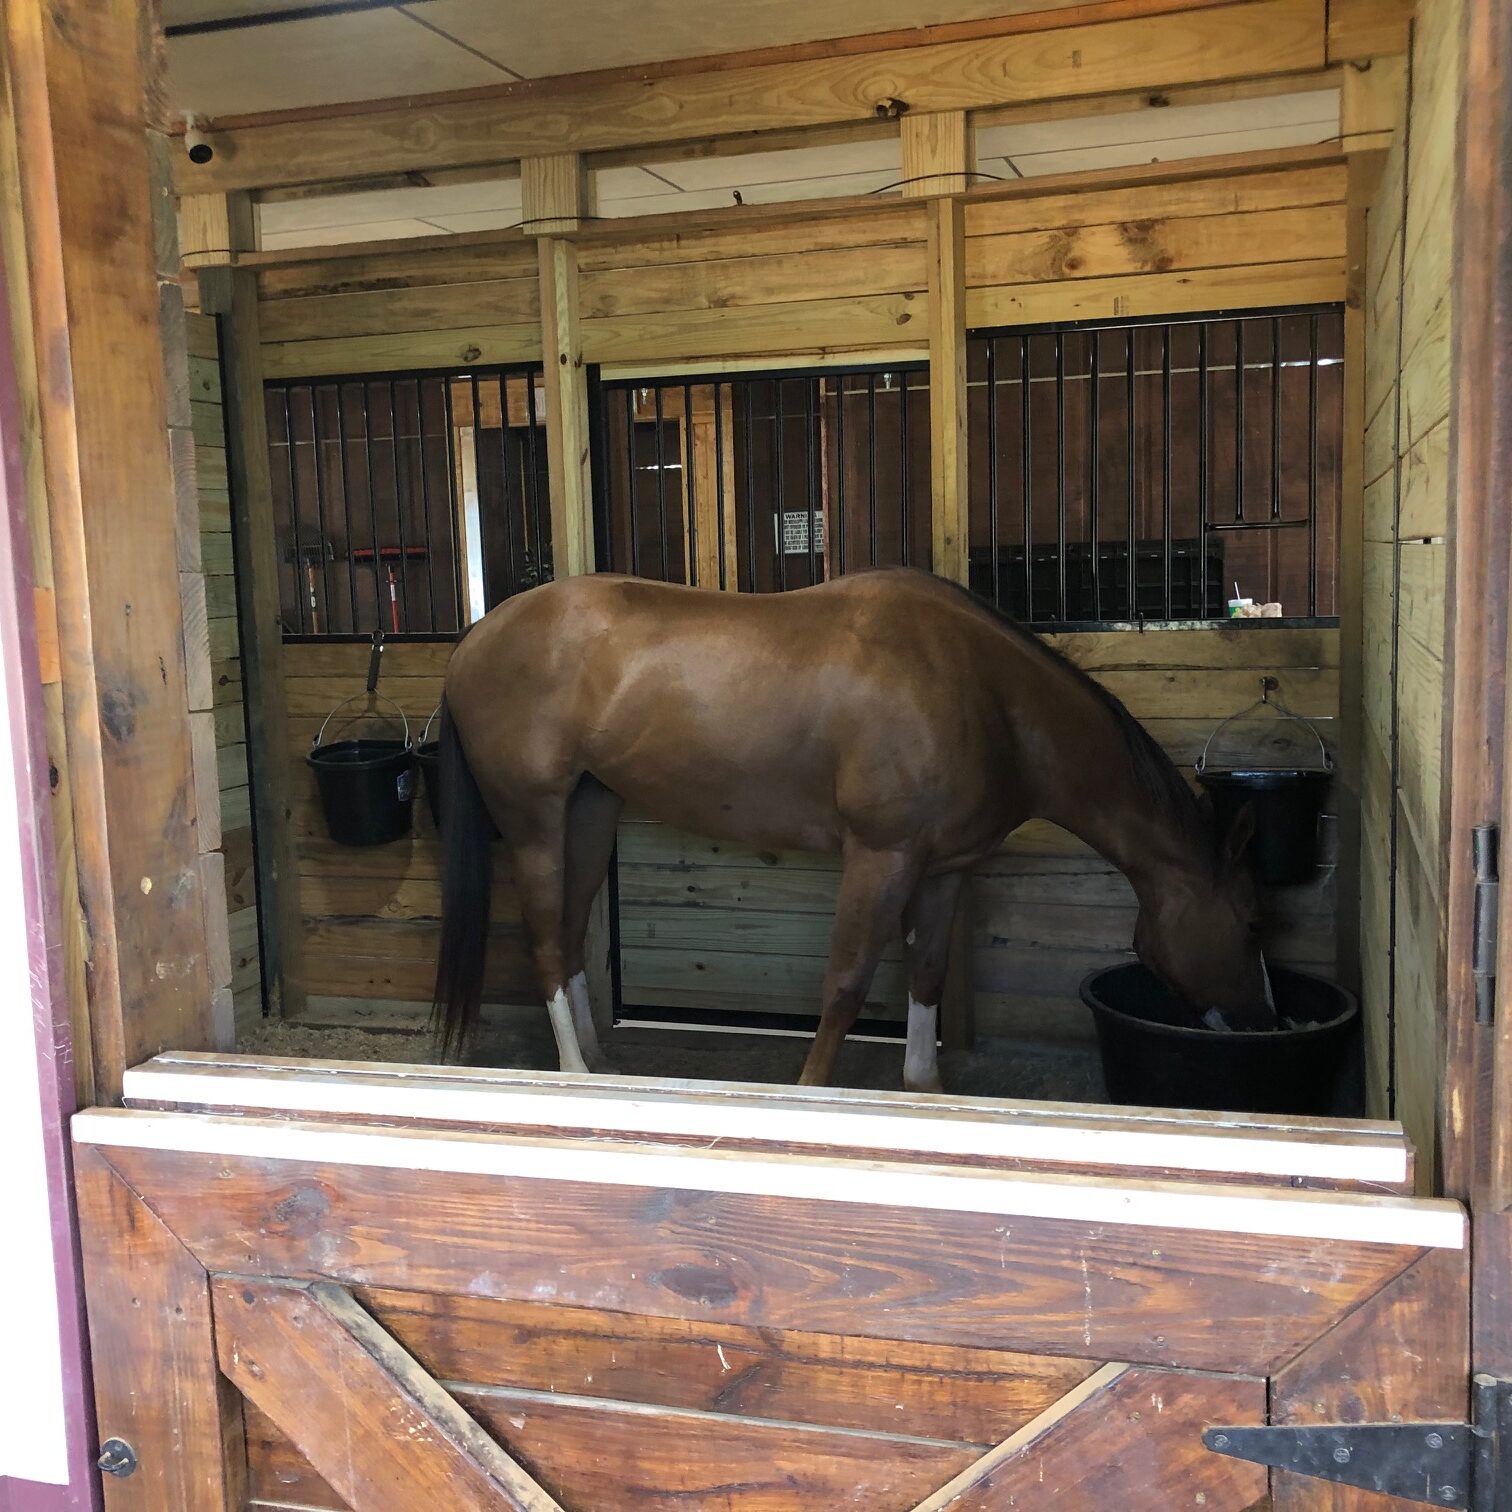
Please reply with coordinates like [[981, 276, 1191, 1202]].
[[432, 696, 493, 1058]]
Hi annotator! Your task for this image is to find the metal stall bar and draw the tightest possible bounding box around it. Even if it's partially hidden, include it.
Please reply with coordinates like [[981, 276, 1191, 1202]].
[[493, 377, 522, 598], [523, 372, 548, 584], [385, 380, 410, 630], [683, 383, 699, 587], [1270, 316, 1283, 522], [714, 381, 729, 590], [358, 382, 384, 630], [1125, 328, 1137, 620], [834, 375, 847, 578], [1021, 336, 1033, 621], [1234, 318, 1246, 523], [1308, 314, 1320, 616], [624, 386, 639, 577], [743, 382, 757, 591], [1055, 334, 1067, 622], [898, 370, 911, 569], [653, 383, 670, 582], [307, 384, 335, 632], [1088, 331, 1101, 621], [413, 380, 437, 624], [773, 378, 787, 591], [805, 379, 819, 586], [440, 376, 464, 627], [867, 372, 878, 568], [1161, 328, 1173, 622], [276, 388, 306, 633], [985, 336, 999, 608], [333, 382, 359, 632], [1198, 325, 1211, 616]]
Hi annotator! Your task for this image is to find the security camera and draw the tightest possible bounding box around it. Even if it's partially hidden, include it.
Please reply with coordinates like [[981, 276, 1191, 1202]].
[[184, 114, 213, 165]]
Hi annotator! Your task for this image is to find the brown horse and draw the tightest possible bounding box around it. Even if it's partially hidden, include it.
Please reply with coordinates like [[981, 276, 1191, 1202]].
[[433, 568, 1273, 1089]]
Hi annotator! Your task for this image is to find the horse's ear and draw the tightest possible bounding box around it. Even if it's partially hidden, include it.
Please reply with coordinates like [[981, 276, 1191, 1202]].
[[1223, 801, 1256, 866]]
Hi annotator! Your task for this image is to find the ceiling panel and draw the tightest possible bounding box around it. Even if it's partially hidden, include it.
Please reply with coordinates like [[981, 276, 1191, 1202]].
[[168, 9, 509, 117], [591, 168, 904, 219], [259, 217, 452, 249], [163, 0, 370, 26], [987, 121, 1339, 180], [260, 174, 522, 234], [640, 135, 900, 193]]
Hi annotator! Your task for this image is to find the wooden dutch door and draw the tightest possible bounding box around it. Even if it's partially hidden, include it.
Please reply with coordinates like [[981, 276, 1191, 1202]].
[[76, 1060, 1481, 1510]]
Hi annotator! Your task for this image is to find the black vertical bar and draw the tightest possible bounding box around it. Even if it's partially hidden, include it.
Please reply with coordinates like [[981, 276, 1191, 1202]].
[[1234, 318, 1245, 522], [358, 382, 383, 628], [867, 372, 878, 569], [653, 385, 670, 581], [333, 382, 358, 634], [494, 378, 520, 598], [441, 377, 463, 628], [713, 382, 728, 591], [1308, 314, 1319, 615], [985, 337, 999, 608], [773, 379, 787, 591], [386, 381, 409, 630], [835, 376, 847, 577], [743, 382, 757, 589], [1021, 337, 1032, 622], [1199, 325, 1212, 615], [1161, 327, 1172, 621], [1270, 316, 1282, 522], [280, 388, 306, 634], [524, 370, 547, 582], [413, 379, 436, 628], [624, 386, 639, 576], [1088, 332, 1101, 622], [1055, 335, 1067, 622], [683, 384, 698, 587], [307, 384, 334, 630], [898, 370, 911, 568], [1126, 327, 1137, 620], [805, 379, 819, 586]]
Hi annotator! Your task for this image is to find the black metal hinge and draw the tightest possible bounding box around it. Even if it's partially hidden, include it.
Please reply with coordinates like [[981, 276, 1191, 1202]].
[[1204, 1375, 1512, 1509], [1474, 823, 1499, 1025]]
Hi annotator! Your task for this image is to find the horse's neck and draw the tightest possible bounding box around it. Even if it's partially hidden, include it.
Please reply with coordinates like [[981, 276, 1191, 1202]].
[[1025, 693, 1202, 904]]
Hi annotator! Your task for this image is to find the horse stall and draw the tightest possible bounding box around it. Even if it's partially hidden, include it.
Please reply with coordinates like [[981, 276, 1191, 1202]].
[[3, 0, 1512, 1507]]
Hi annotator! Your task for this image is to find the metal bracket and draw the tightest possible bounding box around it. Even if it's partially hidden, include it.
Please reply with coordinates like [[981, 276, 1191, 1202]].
[[96, 1438, 138, 1478], [366, 627, 385, 694], [1473, 823, 1499, 1025], [1205, 1376, 1512, 1510]]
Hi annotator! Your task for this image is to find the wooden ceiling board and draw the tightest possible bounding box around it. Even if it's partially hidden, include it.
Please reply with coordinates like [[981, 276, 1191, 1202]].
[[259, 216, 455, 249], [989, 118, 1338, 176], [260, 174, 522, 233], [167, 9, 509, 116], [408, 0, 1098, 79], [640, 134, 902, 192]]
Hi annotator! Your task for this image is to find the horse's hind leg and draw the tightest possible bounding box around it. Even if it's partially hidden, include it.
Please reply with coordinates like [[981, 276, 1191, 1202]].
[[560, 774, 623, 1073], [901, 871, 964, 1094], [502, 790, 595, 1074], [798, 844, 920, 1088]]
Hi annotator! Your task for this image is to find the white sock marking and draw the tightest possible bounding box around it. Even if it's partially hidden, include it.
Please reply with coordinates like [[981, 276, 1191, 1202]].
[[904, 997, 940, 1091], [565, 970, 604, 1065], [547, 987, 589, 1073]]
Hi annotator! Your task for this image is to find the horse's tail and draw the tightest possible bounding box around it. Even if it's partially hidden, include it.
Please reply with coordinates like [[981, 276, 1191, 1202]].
[[432, 695, 493, 1058]]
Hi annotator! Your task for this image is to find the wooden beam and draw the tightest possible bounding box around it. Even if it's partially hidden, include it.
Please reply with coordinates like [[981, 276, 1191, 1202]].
[[6, 0, 216, 1098], [1341, 55, 1406, 151], [179, 190, 257, 268], [177, 0, 1328, 193], [1326, 0, 1414, 64], [197, 259, 308, 1021], [212, 1277, 564, 1511], [900, 110, 973, 197], [540, 240, 594, 575], [927, 197, 969, 585]]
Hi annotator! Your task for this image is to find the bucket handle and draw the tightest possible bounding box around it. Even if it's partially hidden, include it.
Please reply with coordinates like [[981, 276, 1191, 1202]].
[[312, 692, 412, 751], [1196, 678, 1333, 775], [420, 701, 442, 746]]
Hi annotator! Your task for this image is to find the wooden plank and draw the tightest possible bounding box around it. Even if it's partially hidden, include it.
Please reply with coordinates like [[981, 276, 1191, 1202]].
[[74, 1147, 244, 1510], [263, 321, 542, 380], [1271, 1247, 1469, 1509], [211, 1277, 563, 1511], [968, 256, 1346, 326], [198, 265, 307, 1018], [928, 197, 968, 583], [966, 203, 1344, 287], [7, 0, 216, 1095], [180, 1, 1329, 193], [912, 1364, 1266, 1510], [579, 241, 927, 320], [258, 276, 540, 343], [256, 234, 539, 300], [520, 150, 590, 235], [86, 1126, 1456, 1375], [580, 292, 925, 365], [1327, 0, 1413, 63], [539, 230, 595, 579], [901, 109, 972, 198]]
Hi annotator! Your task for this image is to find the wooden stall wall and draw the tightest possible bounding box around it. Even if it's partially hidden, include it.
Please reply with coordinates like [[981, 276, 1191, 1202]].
[[1360, 0, 1460, 1165], [252, 154, 1345, 1037], [188, 311, 264, 1036]]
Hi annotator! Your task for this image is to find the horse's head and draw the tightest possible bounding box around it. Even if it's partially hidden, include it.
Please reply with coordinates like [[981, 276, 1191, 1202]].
[[1131, 804, 1277, 1031]]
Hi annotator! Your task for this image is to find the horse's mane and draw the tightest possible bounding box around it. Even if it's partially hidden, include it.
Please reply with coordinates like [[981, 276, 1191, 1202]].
[[933, 577, 1222, 873]]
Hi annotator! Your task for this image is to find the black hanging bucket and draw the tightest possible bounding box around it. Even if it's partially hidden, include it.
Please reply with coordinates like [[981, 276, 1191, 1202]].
[[306, 694, 415, 846], [1195, 686, 1334, 886], [416, 704, 442, 828]]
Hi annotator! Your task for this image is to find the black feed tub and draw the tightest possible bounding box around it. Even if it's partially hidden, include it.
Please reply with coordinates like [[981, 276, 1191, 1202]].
[[1080, 962, 1357, 1115], [307, 695, 415, 846]]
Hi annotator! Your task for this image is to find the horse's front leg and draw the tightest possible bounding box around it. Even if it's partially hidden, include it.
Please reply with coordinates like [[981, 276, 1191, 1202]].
[[900, 871, 964, 1094], [798, 844, 920, 1088]]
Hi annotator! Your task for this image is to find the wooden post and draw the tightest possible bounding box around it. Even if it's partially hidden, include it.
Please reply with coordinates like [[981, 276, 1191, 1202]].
[[178, 192, 258, 269], [197, 234, 309, 1022], [527, 154, 596, 579], [925, 195, 970, 587], [900, 110, 973, 197], [5, 0, 215, 1099]]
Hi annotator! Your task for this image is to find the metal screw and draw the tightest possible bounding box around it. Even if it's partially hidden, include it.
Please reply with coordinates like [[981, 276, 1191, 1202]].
[[97, 1439, 138, 1478], [1210, 1434, 1230, 1451], [1438, 1489, 1457, 1504], [1332, 1446, 1352, 1465], [1426, 1432, 1445, 1449]]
